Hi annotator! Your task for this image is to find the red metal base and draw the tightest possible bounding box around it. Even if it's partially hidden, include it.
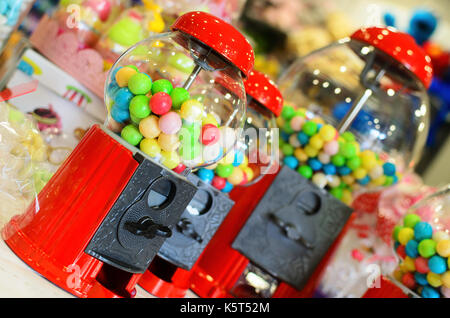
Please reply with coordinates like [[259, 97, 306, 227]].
[[1, 125, 142, 298], [138, 267, 192, 298], [362, 276, 408, 298]]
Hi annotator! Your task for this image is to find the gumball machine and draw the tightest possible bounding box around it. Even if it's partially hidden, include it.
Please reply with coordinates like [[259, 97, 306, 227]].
[[364, 185, 450, 298], [190, 27, 433, 298], [136, 70, 282, 298], [96, 0, 166, 62], [55, 0, 128, 48], [2, 11, 253, 298]]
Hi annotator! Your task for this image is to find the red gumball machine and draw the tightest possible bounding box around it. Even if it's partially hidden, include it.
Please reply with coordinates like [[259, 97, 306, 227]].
[[190, 27, 432, 298], [2, 11, 253, 298], [137, 70, 283, 298]]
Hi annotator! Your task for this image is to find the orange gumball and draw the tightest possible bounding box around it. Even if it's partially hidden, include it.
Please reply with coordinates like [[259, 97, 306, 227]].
[[227, 167, 244, 185]]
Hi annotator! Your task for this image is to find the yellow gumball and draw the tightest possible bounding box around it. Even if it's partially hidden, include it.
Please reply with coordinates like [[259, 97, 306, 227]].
[[242, 166, 254, 182], [341, 189, 353, 205], [139, 115, 161, 139], [353, 167, 367, 180], [403, 256, 416, 272], [140, 138, 161, 158], [240, 155, 248, 168], [180, 99, 204, 121], [436, 239, 450, 257], [309, 134, 324, 150], [319, 124, 336, 142], [304, 145, 318, 158], [158, 133, 180, 152], [393, 268, 404, 282], [342, 175, 355, 185], [371, 175, 386, 187], [360, 150, 377, 171], [442, 271, 450, 288], [398, 228, 414, 245], [227, 167, 244, 185], [427, 272, 443, 288], [115, 66, 137, 87], [294, 148, 308, 162], [276, 116, 285, 127], [161, 151, 180, 170], [202, 113, 219, 127]]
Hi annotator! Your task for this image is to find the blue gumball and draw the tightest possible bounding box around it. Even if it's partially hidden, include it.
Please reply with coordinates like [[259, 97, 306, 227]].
[[197, 168, 214, 183], [222, 181, 234, 193], [284, 156, 299, 170], [323, 164, 336, 175], [280, 131, 290, 142], [357, 175, 370, 185], [114, 88, 134, 109], [408, 9, 438, 46], [338, 166, 351, 176], [233, 151, 244, 167], [297, 132, 309, 146], [428, 255, 447, 274], [414, 221, 433, 241], [308, 158, 322, 171], [405, 240, 419, 258], [111, 106, 130, 123], [414, 272, 428, 286], [383, 162, 396, 176], [422, 286, 440, 298], [107, 82, 120, 100]]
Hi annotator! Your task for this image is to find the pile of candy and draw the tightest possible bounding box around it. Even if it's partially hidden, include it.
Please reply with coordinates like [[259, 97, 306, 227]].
[[107, 65, 237, 172], [278, 105, 400, 205], [195, 150, 255, 193], [392, 213, 450, 298]]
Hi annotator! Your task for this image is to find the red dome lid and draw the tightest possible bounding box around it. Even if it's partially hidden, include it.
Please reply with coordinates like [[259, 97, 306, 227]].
[[244, 70, 283, 117], [351, 27, 433, 88], [171, 11, 254, 78]]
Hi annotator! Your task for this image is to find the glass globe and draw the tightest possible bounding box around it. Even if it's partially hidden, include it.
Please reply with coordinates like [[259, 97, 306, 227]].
[[391, 185, 450, 298], [104, 12, 250, 174]]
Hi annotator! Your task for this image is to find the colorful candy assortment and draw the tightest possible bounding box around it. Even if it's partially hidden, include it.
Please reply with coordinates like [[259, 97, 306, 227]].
[[107, 65, 237, 172], [392, 213, 450, 298], [278, 104, 401, 205]]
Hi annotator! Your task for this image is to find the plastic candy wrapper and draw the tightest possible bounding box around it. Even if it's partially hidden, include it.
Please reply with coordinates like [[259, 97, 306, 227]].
[[0, 102, 69, 227]]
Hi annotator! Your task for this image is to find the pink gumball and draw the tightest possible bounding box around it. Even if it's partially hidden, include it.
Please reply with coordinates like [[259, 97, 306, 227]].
[[415, 257, 429, 274], [159, 112, 182, 134], [290, 116, 305, 131], [150, 92, 172, 115], [83, 0, 112, 22], [323, 140, 339, 155], [441, 286, 450, 298]]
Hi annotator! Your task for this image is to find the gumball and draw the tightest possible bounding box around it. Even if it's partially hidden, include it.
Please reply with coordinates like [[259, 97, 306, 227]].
[[405, 240, 419, 258], [115, 66, 137, 87], [304, 145, 318, 158], [414, 272, 428, 286], [323, 163, 337, 175], [338, 166, 351, 176], [202, 143, 222, 163], [222, 181, 234, 193], [197, 168, 215, 183], [151, 79, 173, 95], [121, 124, 143, 146], [427, 272, 443, 288], [368, 165, 384, 179], [180, 99, 204, 122], [173, 163, 187, 174], [429, 255, 447, 274], [422, 286, 440, 298], [309, 134, 324, 150], [284, 156, 299, 170], [318, 124, 336, 142], [312, 172, 327, 188], [415, 257, 430, 274], [442, 271, 450, 288], [433, 231, 450, 243], [330, 187, 343, 200], [401, 272, 416, 289], [107, 82, 120, 99], [414, 222, 433, 241], [124, 65, 139, 72], [159, 112, 182, 135], [288, 134, 301, 148], [158, 133, 180, 152], [283, 121, 294, 134], [201, 124, 220, 146], [276, 116, 285, 128], [357, 175, 370, 185], [331, 154, 345, 167], [323, 140, 339, 156], [170, 87, 190, 110], [339, 142, 357, 158], [308, 158, 322, 171], [130, 113, 142, 125], [393, 268, 404, 282], [140, 138, 161, 158], [232, 151, 244, 167], [215, 164, 234, 178], [281, 105, 295, 120], [418, 239, 437, 258], [128, 73, 152, 95], [281, 144, 294, 156], [240, 171, 248, 185], [403, 256, 416, 272], [327, 175, 341, 188], [342, 175, 355, 186], [111, 106, 130, 123], [114, 87, 134, 109], [404, 214, 421, 228], [219, 149, 235, 165], [346, 156, 361, 171], [297, 165, 313, 179], [161, 150, 180, 170], [294, 148, 308, 162], [397, 244, 406, 259], [297, 132, 309, 146], [302, 121, 318, 136], [393, 226, 403, 242], [341, 131, 355, 142], [139, 115, 161, 139], [383, 162, 396, 176], [353, 167, 367, 179], [129, 95, 151, 119], [219, 127, 236, 150], [360, 150, 377, 170], [242, 166, 254, 182], [290, 116, 305, 131], [150, 92, 172, 115], [398, 228, 414, 245], [341, 189, 353, 205], [437, 240, 450, 257], [442, 286, 450, 298], [227, 167, 244, 185], [318, 152, 330, 164], [202, 113, 219, 127]]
